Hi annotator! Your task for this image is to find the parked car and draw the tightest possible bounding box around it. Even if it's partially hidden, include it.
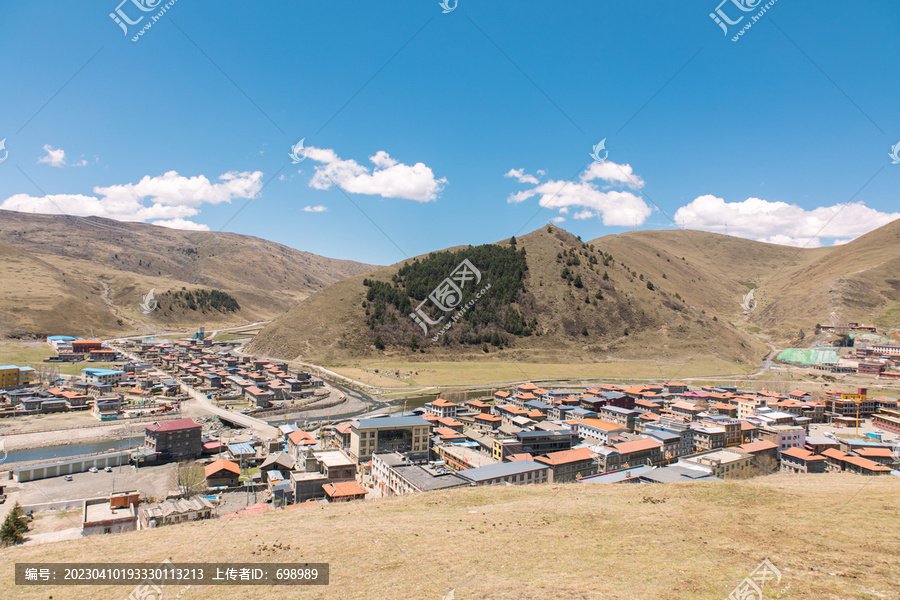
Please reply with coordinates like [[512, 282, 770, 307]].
[[64, 475, 73, 481], [88, 467, 98, 473], [104, 466, 113, 472]]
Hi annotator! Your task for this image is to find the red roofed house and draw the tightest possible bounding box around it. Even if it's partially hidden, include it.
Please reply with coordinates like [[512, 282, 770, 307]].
[[426, 398, 459, 419], [205, 459, 241, 487], [535, 447, 597, 482], [144, 418, 202, 461], [780, 447, 826, 474], [323, 481, 369, 503], [596, 438, 663, 472]]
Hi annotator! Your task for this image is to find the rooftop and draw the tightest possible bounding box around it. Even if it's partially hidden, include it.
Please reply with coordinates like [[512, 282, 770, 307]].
[[355, 416, 429, 431], [458, 460, 548, 482]]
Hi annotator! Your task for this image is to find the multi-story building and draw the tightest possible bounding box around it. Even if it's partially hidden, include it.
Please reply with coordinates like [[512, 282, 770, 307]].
[[0, 364, 35, 389], [759, 425, 805, 452], [457, 460, 549, 486], [534, 447, 597, 482], [372, 453, 470, 496], [349, 416, 430, 462], [143, 418, 202, 461], [426, 398, 459, 419], [594, 438, 664, 473], [574, 419, 628, 446], [680, 449, 754, 479], [779, 447, 826, 473], [82, 368, 126, 386]]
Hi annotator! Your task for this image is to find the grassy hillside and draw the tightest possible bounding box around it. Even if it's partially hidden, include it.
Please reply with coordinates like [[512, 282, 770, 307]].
[[1, 474, 896, 599], [0, 210, 376, 338], [593, 221, 900, 341], [250, 225, 767, 366]]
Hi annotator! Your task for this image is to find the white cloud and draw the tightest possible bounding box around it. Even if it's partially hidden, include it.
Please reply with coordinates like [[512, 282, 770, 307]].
[[0, 170, 263, 231], [550, 216, 566, 224], [152, 218, 211, 231], [306, 147, 446, 202], [303, 205, 328, 213], [581, 161, 644, 189], [504, 168, 539, 185], [38, 145, 66, 168], [505, 160, 652, 227], [673, 195, 900, 247]]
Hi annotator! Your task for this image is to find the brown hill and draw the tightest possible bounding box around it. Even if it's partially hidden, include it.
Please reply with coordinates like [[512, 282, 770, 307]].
[[0, 210, 376, 338], [593, 221, 900, 339], [249, 224, 768, 365]]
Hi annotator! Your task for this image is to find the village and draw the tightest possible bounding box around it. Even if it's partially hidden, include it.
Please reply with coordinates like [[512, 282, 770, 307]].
[[0, 328, 898, 546]]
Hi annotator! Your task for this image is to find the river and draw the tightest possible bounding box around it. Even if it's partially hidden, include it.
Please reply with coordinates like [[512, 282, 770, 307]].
[[1, 436, 144, 466]]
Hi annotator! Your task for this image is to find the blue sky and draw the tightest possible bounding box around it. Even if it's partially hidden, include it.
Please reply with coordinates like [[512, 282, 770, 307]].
[[1, 0, 898, 265]]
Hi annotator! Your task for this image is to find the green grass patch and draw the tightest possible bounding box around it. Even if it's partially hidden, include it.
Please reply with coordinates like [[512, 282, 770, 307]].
[[746, 326, 762, 333]]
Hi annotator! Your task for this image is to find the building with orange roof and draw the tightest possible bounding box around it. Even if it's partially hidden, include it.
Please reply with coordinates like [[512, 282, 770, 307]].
[[841, 455, 892, 475], [780, 447, 826, 473], [853, 447, 895, 466], [473, 412, 502, 431], [205, 458, 241, 487], [323, 481, 369, 502], [594, 438, 663, 472], [426, 397, 459, 419], [535, 447, 597, 482], [574, 418, 628, 445], [736, 440, 779, 466], [433, 427, 466, 442]]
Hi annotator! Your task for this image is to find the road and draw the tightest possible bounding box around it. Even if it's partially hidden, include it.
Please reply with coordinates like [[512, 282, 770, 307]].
[[178, 379, 278, 439]]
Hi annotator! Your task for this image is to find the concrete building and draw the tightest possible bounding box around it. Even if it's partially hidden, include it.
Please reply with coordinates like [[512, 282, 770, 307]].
[[759, 425, 805, 452], [534, 447, 597, 482], [574, 419, 628, 446], [372, 453, 471, 496], [0, 365, 35, 389], [82, 368, 126, 386], [143, 418, 202, 461], [349, 416, 430, 462], [458, 460, 549, 486], [679, 449, 754, 479], [779, 447, 826, 474], [82, 492, 139, 536]]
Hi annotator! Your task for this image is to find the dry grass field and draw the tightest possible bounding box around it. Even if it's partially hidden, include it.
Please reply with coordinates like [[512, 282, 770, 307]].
[[332, 355, 755, 389], [0, 474, 896, 600]]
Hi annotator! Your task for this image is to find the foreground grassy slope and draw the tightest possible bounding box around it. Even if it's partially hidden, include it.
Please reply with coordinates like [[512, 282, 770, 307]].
[[0, 211, 376, 338], [1, 474, 896, 600]]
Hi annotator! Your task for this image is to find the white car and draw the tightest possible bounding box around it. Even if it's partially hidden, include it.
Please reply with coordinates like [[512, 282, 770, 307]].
[[88, 467, 98, 473], [104, 466, 113, 472]]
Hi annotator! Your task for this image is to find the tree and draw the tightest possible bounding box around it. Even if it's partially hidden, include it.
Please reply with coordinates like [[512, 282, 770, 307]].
[[509, 235, 517, 246], [573, 274, 583, 288], [374, 334, 385, 350], [409, 334, 420, 351], [581, 326, 588, 336], [623, 328, 630, 336], [174, 461, 206, 498], [646, 281, 655, 291], [0, 502, 28, 547], [602, 271, 609, 280]]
